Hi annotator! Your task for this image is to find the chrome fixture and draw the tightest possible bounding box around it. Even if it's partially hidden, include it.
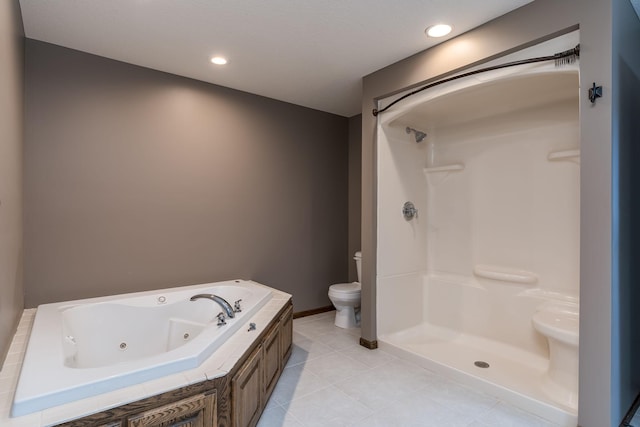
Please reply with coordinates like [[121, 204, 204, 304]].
[[248, 323, 256, 331], [216, 312, 227, 326], [190, 294, 236, 318], [403, 201, 418, 220], [234, 299, 242, 313], [406, 126, 427, 143]]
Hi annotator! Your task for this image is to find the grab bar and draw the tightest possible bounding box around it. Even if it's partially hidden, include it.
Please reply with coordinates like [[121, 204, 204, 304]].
[[473, 264, 537, 284]]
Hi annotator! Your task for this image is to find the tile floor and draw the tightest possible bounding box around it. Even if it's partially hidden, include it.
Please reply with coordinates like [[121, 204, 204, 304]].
[[258, 311, 561, 427]]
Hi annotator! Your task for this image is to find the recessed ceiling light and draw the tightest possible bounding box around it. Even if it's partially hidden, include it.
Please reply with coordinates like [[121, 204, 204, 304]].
[[425, 24, 452, 38], [210, 56, 227, 65]]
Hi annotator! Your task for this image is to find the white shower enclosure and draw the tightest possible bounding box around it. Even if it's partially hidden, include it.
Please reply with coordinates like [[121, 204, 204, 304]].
[[375, 33, 580, 426]]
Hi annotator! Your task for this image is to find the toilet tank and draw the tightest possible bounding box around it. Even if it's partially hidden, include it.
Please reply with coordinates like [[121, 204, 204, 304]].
[[354, 251, 362, 283]]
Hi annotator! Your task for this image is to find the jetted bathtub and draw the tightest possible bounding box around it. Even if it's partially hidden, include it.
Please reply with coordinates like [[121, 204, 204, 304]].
[[12, 279, 273, 417]]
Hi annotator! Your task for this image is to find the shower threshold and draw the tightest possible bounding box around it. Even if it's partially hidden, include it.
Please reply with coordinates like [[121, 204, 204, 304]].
[[378, 323, 577, 427]]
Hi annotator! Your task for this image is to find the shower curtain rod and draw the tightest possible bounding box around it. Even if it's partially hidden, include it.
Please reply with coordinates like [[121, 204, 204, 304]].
[[372, 44, 580, 117]]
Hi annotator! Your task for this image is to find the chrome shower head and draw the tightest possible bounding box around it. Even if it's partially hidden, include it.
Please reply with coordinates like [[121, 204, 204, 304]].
[[405, 127, 427, 143]]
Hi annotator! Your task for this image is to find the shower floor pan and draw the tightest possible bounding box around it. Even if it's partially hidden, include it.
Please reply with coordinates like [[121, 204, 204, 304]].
[[379, 323, 577, 427]]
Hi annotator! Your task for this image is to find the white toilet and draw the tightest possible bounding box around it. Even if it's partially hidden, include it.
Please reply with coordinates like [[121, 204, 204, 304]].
[[532, 301, 579, 409], [328, 251, 362, 329]]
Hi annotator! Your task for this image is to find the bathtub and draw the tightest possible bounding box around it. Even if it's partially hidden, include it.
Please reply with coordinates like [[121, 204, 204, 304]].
[[11, 279, 272, 417]]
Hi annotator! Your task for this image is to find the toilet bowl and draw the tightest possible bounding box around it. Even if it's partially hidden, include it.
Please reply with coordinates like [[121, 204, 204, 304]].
[[532, 302, 579, 409], [328, 251, 362, 328]]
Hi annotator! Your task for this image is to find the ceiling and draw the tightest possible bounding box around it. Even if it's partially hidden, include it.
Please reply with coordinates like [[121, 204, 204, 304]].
[[19, 0, 532, 117]]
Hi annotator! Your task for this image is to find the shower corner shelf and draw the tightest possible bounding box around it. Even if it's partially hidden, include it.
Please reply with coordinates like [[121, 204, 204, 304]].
[[473, 264, 538, 285], [423, 164, 465, 174], [547, 149, 580, 162]]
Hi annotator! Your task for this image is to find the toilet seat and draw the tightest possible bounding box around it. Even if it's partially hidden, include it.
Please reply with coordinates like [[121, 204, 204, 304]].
[[329, 282, 361, 296]]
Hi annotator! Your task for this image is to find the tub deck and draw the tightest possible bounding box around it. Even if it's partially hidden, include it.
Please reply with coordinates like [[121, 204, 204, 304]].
[[0, 281, 292, 427]]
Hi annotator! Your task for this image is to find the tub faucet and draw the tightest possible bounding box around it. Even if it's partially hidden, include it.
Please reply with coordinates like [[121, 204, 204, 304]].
[[190, 294, 236, 318]]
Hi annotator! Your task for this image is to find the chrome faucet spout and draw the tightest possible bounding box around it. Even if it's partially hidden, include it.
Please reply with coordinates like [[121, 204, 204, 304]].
[[190, 294, 236, 318]]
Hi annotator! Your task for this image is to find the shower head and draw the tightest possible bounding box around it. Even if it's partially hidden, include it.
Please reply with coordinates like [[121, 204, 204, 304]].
[[405, 127, 427, 143]]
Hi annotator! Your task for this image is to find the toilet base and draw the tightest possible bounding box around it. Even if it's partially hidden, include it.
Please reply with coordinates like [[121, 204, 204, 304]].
[[334, 305, 360, 329]]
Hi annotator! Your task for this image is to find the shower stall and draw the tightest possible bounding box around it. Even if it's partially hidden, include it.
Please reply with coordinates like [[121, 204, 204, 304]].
[[375, 33, 580, 426]]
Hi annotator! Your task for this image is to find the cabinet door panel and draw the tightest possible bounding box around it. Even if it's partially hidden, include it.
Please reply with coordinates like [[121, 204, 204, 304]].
[[279, 305, 293, 367], [232, 347, 263, 427], [127, 392, 216, 427], [262, 322, 280, 401]]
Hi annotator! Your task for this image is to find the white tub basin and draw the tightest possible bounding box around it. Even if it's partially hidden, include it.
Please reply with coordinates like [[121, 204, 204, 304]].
[[12, 279, 272, 417]]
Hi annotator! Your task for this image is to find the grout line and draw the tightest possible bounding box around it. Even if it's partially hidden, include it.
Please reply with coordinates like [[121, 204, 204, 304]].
[[281, 406, 306, 426]]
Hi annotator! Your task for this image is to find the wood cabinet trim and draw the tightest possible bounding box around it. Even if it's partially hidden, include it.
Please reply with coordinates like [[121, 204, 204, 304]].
[[279, 305, 293, 368], [127, 392, 215, 427]]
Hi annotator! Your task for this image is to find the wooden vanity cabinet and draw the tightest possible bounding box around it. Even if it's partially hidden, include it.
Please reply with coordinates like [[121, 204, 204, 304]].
[[231, 302, 293, 427]]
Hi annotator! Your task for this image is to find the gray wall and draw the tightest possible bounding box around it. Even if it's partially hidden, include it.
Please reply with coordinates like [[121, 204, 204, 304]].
[[348, 115, 362, 282], [24, 40, 349, 312], [0, 0, 24, 365], [360, 1, 614, 426], [612, 0, 640, 421]]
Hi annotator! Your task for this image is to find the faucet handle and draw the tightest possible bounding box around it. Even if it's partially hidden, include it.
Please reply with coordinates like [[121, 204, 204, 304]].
[[216, 312, 227, 326], [234, 299, 242, 313]]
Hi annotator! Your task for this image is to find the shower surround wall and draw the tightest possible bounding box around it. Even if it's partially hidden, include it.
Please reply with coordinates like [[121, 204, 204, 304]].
[[378, 71, 580, 335], [24, 40, 349, 311], [422, 98, 579, 355], [376, 62, 580, 424]]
